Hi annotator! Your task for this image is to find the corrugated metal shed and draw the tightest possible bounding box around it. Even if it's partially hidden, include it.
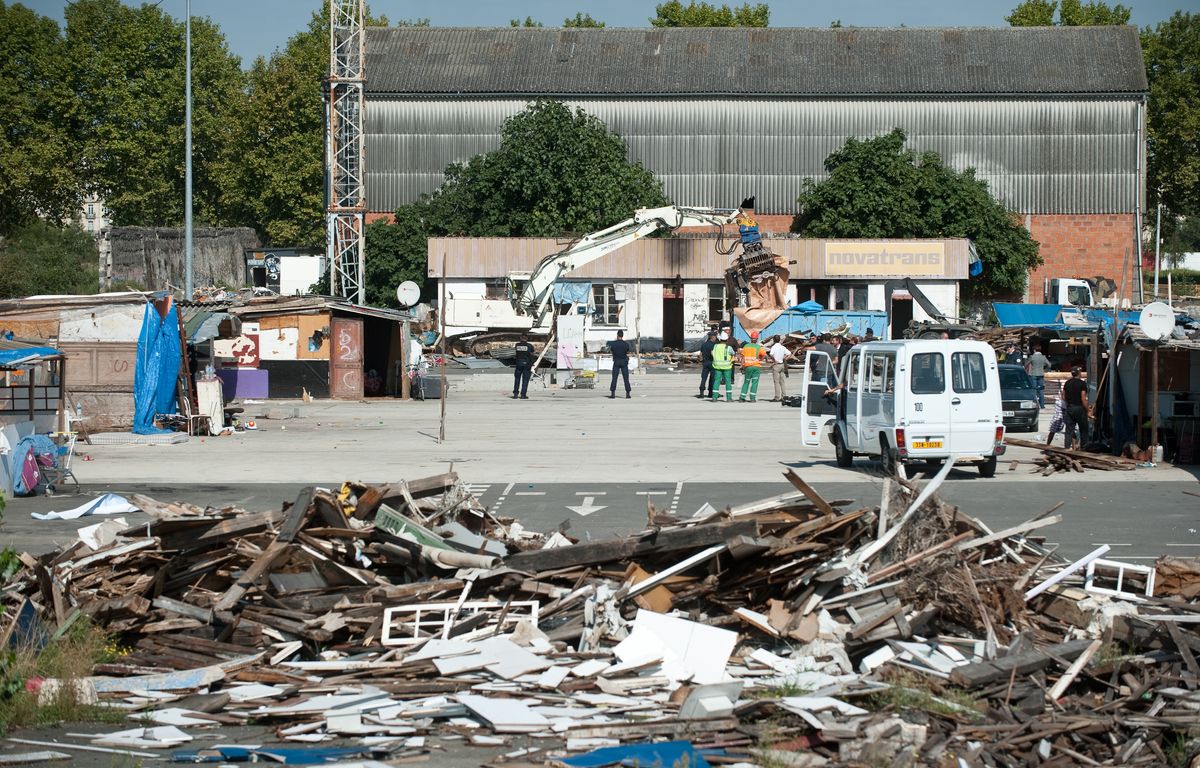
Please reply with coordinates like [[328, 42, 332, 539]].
[[428, 237, 970, 280], [368, 97, 1140, 215], [364, 27, 1147, 96]]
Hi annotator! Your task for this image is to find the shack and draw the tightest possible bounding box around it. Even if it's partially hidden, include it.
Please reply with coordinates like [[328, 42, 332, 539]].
[[224, 297, 415, 399]]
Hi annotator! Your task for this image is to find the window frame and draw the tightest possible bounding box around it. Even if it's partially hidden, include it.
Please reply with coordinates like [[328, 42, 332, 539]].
[[951, 351, 988, 394], [910, 352, 946, 395], [591, 284, 623, 327]]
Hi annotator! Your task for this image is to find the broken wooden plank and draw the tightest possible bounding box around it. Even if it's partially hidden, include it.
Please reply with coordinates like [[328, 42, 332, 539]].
[[1047, 638, 1103, 702], [213, 541, 290, 613], [781, 469, 834, 516], [277, 486, 316, 544], [949, 639, 1095, 689]]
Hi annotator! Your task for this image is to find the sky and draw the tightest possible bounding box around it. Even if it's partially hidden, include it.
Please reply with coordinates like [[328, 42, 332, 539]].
[[25, 0, 1198, 67]]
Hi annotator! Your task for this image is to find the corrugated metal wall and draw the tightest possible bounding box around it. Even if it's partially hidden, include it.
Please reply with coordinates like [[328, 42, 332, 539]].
[[366, 97, 1139, 216], [426, 237, 970, 280]]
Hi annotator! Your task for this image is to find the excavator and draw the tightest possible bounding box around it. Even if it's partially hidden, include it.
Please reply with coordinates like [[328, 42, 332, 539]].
[[446, 203, 790, 356]]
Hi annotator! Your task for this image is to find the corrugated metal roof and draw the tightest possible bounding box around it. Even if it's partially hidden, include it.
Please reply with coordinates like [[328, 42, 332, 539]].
[[427, 236, 970, 280], [365, 26, 1147, 96]]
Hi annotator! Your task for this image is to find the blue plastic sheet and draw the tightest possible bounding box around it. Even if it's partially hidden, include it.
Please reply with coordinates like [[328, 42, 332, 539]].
[[554, 281, 593, 305], [171, 746, 373, 764], [561, 740, 712, 768], [784, 300, 824, 314], [133, 302, 182, 435], [0, 347, 58, 366]]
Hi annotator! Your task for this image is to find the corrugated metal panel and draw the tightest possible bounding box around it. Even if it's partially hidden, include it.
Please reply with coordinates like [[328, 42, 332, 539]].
[[364, 27, 1148, 96], [367, 98, 1139, 215], [427, 237, 970, 280]]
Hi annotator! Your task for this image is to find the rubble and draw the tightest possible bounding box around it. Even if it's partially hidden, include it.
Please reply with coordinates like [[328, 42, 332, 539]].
[[2, 472, 1199, 766], [1005, 437, 1141, 474]]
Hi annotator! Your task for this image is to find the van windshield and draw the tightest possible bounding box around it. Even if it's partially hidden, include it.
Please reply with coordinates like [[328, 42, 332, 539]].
[[911, 353, 945, 394]]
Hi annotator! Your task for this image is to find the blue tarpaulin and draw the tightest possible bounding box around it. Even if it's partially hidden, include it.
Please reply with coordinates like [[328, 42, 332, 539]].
[[554, 281, 593, 305], [561, 740, 712, 768], [785, 300, 824, 314], [133, 302, 182, 435], [993, 303, 1065, 328], [0, 347, 59, 366]]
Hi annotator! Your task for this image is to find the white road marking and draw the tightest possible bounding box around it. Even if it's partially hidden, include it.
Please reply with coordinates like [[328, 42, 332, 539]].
[[515, 491, 546, 496], [635, 491, 668, 496], [670, 482, 683, 512], [567, 496, 608, 517], [575, 491, 608, 496], [490, 482, 515, 513]]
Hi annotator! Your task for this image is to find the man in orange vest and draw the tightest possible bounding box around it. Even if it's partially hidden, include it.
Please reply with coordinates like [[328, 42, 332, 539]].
[[738, 330, 768, 402]]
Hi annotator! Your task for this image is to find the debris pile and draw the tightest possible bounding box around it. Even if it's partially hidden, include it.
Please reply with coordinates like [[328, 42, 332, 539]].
[[1005, 437, 1140, 474], [2, 471, 1199, 766]]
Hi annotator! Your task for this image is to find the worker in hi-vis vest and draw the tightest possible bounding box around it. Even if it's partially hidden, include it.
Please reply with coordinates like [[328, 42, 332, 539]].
[[710, 336, 735, 402], [738, 330, 768, 402]]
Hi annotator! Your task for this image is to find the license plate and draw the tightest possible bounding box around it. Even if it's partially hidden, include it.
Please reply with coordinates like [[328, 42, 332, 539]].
[[1003, 410, 1015, 417], [911, 440, 943, 449]]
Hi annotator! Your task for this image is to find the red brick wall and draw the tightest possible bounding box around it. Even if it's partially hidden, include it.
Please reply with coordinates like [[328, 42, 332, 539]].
[[1026, 214, 1135, 303]]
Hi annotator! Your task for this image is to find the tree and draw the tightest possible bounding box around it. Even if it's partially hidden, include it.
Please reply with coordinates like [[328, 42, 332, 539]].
[[564, 13, 605, 28], [63, 0, 245, 227], [0, 221, 99, 298], [1006, 0, 1130, 26], [0, 2, 82, 236], [1143, 12, 1200, 218], [510, 16, 542, 27], [792, 129, 1042, 298], [1162, 216, 1200, 269], [364, 100, 668, 306], [651, 2, 769, 27]]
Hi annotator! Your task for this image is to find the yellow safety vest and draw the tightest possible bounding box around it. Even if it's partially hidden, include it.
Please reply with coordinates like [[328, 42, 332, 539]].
[[712, 343, 733, 370]]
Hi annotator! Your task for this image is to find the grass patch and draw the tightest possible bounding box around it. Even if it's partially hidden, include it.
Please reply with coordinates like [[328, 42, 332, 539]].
[[865, 669, 984, 720], [0, 617, 127, 735], [747, 680, 813, 699]]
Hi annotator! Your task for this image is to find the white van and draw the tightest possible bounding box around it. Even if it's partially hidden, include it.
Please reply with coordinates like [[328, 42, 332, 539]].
[[801, 340, 1006, 476]]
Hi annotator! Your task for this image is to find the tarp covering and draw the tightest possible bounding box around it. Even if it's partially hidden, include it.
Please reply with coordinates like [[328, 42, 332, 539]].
[[993, 303, 1064, 328], [0, 347, 59, 367], [785, 300, 824, 314], [133, 301, 182, 435], [554, 281, 592, 306]]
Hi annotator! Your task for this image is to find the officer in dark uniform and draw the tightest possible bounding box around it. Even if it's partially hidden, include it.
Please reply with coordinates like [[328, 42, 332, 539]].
[[512, 334, 534, 399]]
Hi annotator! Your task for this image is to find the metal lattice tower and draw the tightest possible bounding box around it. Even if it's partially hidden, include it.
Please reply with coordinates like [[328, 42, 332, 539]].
[[326, 0, 366, 304]]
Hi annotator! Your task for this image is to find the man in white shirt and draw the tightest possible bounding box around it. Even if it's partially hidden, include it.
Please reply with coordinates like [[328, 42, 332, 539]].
[[767, 336, 794, 402]]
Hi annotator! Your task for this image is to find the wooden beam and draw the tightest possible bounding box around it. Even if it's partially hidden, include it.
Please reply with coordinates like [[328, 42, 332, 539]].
[[277, 487, 316, 543], [781, 469, 834, 516]]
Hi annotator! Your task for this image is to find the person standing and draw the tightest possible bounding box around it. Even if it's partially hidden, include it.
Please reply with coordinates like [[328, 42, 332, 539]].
[[767, 335, 793, 402], [698, 331, 717, 399], [1004, 342, 1026, 368], [1045, 395, 1067, 446], [814, 334, 837, 381], [1026, 346, 1051, 408], [711, 335, 735, 402], [1061, 366, 1091, 450], [512, 334, 534, 399], [607, 330, 632, 399], [738, 331, 768, 402]]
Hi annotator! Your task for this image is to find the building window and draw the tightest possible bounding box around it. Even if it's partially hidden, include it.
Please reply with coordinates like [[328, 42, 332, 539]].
[[484, 281, 507, 300], [708, 284, 727, 322], [832, 284, 869, 311], [86, 204, 94, 218], [592, 284, 623, 326], [85, 220, 93, 232]]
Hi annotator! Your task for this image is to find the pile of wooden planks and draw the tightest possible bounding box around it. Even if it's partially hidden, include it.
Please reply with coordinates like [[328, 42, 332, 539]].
[[1, 470, 1198, 766], [1006, 436, 1140, 474]]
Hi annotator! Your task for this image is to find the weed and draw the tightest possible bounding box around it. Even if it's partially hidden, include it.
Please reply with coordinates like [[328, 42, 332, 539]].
[[865, 669, 984, 720], [748, 679, 813, 699], [0, 618, 125, 735]]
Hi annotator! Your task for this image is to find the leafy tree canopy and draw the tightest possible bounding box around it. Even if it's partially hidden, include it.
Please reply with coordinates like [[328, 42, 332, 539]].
[[511, 16, 542, 27], [1006, 0, 1130, 26], [0, 222, 99, 298], [362, 101, 668, 307], [0, 1, 81, 235], [1143, 12, 1200, 217], [564, 13, 606, 27], [651, 1, 769, 27], [791, 129, 1042, 298]]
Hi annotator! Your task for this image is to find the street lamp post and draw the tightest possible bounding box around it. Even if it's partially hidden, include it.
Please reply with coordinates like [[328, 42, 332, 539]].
[[184, 0, 193, 297]]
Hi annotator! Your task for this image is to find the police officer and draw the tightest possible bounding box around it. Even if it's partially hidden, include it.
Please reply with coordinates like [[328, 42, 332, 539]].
[[512, 333, 534, 399]]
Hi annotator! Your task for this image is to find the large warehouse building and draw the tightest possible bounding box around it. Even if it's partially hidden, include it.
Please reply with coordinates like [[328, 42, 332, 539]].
[[361, 25, 1147, 346]]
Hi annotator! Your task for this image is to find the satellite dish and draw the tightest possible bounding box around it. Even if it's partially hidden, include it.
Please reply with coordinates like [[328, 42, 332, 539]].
[[395, 281, 420, 308], [1138, 301, 1175, 342]]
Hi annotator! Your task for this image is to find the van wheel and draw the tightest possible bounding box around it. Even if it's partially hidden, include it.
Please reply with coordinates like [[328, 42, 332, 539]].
[[978, 455, 997, 478], [880, 437, 896, 476], [834, 430, 853, 468]]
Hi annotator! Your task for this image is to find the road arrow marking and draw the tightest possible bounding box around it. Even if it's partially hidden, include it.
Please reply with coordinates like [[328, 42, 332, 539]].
[[566, 496, 607, 517]]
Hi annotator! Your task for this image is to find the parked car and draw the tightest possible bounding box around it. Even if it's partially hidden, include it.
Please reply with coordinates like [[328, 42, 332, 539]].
[[801, 340, 1006, 477], [998, 364, 1040, 432]]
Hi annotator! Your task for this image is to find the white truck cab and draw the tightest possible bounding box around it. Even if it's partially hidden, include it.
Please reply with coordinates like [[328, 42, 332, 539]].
[[801, 340, 1006, 477]]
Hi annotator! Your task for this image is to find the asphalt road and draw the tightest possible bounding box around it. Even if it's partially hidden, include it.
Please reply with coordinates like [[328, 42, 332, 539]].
[[4, 478, 1197, 562]]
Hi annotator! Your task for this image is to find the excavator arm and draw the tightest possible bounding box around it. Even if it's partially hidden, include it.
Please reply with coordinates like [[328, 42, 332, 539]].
[[510, 205, 738, 325]]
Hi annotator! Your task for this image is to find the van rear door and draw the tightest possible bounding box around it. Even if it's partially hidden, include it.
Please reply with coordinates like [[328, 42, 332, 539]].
[[905, 350, 951, 456], [801, 350, 838, 447], [949, 349, 999, 454]]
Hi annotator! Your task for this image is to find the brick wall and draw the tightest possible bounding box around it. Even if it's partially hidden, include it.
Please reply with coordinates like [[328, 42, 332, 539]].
[[1026, 214, 1135, 303]]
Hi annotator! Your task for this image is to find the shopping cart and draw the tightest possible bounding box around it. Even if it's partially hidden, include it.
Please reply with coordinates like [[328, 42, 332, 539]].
[[41, 431, 80, 496]]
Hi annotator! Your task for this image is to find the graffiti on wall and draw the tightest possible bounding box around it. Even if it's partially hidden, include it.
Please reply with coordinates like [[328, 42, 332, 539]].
[[684, 293, 709, 337]]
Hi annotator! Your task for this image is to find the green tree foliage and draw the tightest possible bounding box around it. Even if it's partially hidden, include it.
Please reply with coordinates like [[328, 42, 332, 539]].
[[792, 129, 1042, 298], [564, 13, 606, 28], [0, 2, 81, 235], [0, 222, 99, 298], [1006, 0, 1130, 26], [63, 0, 245, 227], [364, 101, 668, 307], [1143, 12, 1200, 218], [1162, 216, 1200, 269], [651, 1, 769, 27], [510, 16, 543, 27]]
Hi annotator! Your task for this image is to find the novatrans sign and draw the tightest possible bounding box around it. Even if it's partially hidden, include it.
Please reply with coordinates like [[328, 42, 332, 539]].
[[824, 242, 946, 277]]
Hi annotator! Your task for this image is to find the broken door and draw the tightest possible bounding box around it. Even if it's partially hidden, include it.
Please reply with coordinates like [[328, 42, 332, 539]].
[[330, 317, 364, 399]]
